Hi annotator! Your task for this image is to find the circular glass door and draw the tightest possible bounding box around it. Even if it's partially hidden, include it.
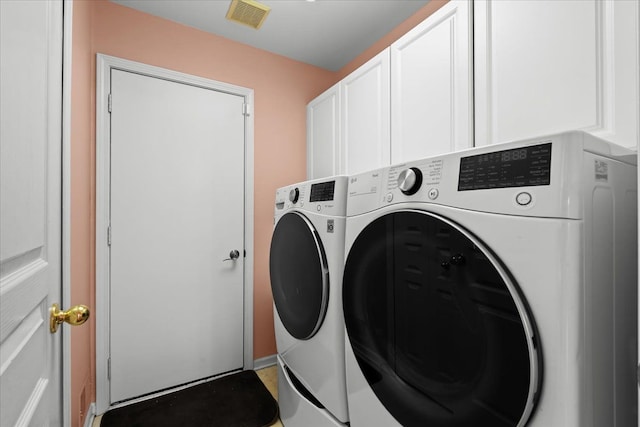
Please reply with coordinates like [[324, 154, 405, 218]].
[[343, 210, 541, 427], [270, 211, 329, 340]]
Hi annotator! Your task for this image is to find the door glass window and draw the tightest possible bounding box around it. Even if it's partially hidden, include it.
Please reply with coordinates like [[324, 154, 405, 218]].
[[270, 212, 329, 340], [343, 211, 540, 426]]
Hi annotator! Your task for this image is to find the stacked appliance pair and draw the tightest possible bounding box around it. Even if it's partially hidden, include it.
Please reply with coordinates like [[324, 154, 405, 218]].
[[270, 130, 638, 427]]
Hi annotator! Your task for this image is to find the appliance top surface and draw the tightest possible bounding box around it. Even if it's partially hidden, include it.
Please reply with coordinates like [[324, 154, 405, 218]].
[[347, 131, 637, 219]]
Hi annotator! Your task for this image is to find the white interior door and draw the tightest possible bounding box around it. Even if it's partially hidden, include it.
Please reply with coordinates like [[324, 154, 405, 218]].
[[109, 69, 246, 403], [0, 0, 64, 425]]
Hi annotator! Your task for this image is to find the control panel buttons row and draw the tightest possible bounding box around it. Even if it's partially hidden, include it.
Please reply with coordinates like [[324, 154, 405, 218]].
[[385, 187, 439, 203]]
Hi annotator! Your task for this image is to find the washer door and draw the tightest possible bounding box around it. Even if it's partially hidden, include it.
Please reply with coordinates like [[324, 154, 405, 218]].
[[270, 211, 329, 340], [343, 210, 541, 427]]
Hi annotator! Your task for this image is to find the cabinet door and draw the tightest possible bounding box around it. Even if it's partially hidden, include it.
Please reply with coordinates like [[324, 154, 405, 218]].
[[475, 0, 639, 149], [341, 49, 390, 175], [391, 0, 473, 163], [307, 83, 340, 179]]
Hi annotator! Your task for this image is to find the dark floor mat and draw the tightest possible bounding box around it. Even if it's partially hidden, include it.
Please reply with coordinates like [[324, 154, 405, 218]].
[[101, 370, 279, 427]]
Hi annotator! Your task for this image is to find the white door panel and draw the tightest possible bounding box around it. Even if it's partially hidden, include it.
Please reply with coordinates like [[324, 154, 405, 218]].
[[109, 70, 245, 403], [307, 84, 340, 180], [474, 0, 639, 149], [341, 49, 391, 175], [391, 0, 473, 162], [475, 0, 597, 146], [0, 0, 63, 425]]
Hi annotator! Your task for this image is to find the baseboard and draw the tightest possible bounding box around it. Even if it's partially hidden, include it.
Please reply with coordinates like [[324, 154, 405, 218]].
[[253, 354, 277, 370], [83, 402, 96, 427]]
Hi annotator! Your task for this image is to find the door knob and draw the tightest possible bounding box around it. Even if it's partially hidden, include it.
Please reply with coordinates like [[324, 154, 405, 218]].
[[50, 304, 90, 333], [223, 250, 240, 261]]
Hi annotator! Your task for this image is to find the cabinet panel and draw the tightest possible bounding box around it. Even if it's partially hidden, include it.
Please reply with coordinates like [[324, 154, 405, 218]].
[[341, 50, 390, 175], [475, 0, 639, 148], [599, 0, 639, 148], [391, 0, 473, 163], [307, 84, 340, 179]]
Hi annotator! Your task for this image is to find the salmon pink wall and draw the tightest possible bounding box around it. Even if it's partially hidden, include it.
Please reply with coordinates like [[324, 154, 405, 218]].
[[70, 0, 334, 424], [69, 1, 448, 425]]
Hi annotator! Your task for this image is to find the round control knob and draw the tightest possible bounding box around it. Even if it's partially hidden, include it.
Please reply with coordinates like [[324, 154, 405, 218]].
[[289, 188, 300, 204], [397, 167, 423, 195]]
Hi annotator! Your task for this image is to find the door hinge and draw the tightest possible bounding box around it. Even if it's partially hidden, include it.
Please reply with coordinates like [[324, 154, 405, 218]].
[[107, 357, 111, 380], [107, 225, 112, 246], [108, 93, 112, 113], [242, 103, 251, 116]]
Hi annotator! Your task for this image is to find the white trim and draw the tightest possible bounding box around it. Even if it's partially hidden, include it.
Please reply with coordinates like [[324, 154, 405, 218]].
[[94, 53, 110, 417], [95, 54, 255, 414], [82, 403, 96, 427], [253, 354, 277, 370], [61, 1, 73, 425], [106, 369, 243, 411]]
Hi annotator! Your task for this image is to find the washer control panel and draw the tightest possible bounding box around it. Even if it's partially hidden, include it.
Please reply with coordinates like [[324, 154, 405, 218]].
[[346, 130, 619, 219], [275, 176, 348, 217], [458, 143, 551, 191]]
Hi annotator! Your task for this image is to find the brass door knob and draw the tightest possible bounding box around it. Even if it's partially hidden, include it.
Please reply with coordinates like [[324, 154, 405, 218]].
[[50, 304, 90, 333]]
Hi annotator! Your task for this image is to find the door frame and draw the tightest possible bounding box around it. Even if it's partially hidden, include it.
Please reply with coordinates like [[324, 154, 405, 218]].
[[62, 1, 73, 423], [94, 54, 255, 414]]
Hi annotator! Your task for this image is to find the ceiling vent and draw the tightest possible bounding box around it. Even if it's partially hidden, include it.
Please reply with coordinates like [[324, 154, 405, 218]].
[[226, 0, 271, 30]]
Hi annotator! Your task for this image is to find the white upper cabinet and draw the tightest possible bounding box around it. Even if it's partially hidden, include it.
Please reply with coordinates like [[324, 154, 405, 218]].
[[391, 0, 473, 163], [475, 0, 639, 148], [307, 0, 638, 179], [341, 49, 391, 175], [307, 83, 340, 179]]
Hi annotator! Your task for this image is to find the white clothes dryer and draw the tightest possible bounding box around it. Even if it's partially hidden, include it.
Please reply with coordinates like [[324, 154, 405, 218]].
[[342, 131, 637, 427], [270, 176, 349, 426]]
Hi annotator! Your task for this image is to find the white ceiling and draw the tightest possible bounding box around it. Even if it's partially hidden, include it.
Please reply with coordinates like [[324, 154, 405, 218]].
[[111, 0, 430, 71]]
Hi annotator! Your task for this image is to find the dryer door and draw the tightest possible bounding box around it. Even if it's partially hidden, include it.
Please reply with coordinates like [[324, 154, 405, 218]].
[[270, 211, 329, 340], [343, 210, 541, 427]]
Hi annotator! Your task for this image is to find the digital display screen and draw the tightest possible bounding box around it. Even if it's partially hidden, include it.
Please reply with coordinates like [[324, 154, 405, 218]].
[[458, 143, 552, 191], [310, 181, 336, 202]]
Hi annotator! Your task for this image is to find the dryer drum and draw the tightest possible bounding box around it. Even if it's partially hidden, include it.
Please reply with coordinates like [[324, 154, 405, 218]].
[[270, 211, 330, 340], [343, 210, 541, 427]]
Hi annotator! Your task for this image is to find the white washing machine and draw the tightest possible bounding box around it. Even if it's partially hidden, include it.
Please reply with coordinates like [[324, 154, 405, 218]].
[[269, 176, 349, 426], [342, 131, 637, 427]]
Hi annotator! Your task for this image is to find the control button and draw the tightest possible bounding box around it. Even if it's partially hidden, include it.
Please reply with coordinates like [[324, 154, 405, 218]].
[[428, 188, 439, 200], [386, 193, 394, 202], [397, 167, 423, 195], [516, 192, 533, 206], [289, 188, 300, 204], [327, 219, 334, 233]]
